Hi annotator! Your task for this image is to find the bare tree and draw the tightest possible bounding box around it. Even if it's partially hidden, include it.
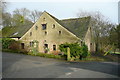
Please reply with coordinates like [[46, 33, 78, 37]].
[[77, 10, 112, 52], [29, 10, 42, 23], [13, 8, 30, 24], [2, 12, 12, 26], [0, 0, 8, 29], [13, 8, 30, 19]]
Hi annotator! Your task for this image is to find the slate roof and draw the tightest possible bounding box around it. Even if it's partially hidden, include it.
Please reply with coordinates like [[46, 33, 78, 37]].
[[60, 17, 91, 39], [46, 11, 91, 39], [1, 20, 33, 38], [2, 11, 91, 39]]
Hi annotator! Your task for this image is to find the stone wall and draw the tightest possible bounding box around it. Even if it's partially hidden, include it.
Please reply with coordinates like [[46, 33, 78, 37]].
[[19, 12, 80, 53]]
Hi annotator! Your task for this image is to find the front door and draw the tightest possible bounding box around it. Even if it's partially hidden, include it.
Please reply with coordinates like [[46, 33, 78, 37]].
[[44, 44, 48, 53]]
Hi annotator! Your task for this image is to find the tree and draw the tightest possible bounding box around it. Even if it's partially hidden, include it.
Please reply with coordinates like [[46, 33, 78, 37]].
[[29, 10, 42, 23], [13, 8, 30, 24], [0, 0, 8, 29], [13, 8, 30, 19], [2, 12, 12, 27], [11, 8, 34, 27], [109, 24, 120, 52], [77, 10, 112, 52], [59, 43, 88, 60]]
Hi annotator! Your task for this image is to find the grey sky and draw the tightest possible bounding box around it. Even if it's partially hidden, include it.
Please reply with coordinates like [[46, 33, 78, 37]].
[[7, 1, 118, 24]]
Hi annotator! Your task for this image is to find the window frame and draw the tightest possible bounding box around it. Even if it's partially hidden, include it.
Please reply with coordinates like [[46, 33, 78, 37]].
[[30, 42, 34, 47], [41, 24, 47, 30]]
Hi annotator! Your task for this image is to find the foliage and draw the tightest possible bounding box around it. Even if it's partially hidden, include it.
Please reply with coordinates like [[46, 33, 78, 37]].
[[30, 40, 39, 55], [59, 42, 88, 60], [9, 40, 20, 51], [110, 24, 120, 49], [28, 52, 63, 59], [1, 38, 16, 49]]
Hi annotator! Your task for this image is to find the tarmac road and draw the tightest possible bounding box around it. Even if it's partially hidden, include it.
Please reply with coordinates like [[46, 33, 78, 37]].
[[2, 52, 120, 78]]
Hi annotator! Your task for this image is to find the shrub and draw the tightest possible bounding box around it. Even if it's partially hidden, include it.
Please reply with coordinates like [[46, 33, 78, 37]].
[[80, 44, 88, 58], [27, 52, 63, 59], [9, 41, 20, 51], [59, 42, 88, 60], [1, 38, 16, 49]]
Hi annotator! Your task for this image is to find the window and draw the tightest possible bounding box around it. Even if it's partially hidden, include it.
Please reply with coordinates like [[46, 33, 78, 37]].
[[53, 24, 55, 28], [53, 45, 56, 51], [90, 43, 92, 45], [59, 31, 61, 35], [30, 42, 34, 47], [45, 31, 47, 35], [90, 27, 91, 30], [44, 44, 48, 48], [81, 41, 83, 45], [35, 26, 38, 30], [21, 43, 24, 49], [43, 18, 45, 21], [30, 32, 32, 36], [44, 44, 48, 53], [42, 24, 47, 30], [44, 40, 46, 42]]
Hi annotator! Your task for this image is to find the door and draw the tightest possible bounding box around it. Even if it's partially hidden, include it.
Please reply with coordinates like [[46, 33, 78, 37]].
[[44, 44, 48, 53]]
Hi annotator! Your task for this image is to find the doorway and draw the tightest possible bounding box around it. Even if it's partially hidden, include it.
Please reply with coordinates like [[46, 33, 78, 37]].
[[44, 44, 48, 53], [21, 43, 24, 49], [53, 45, 56, 51]]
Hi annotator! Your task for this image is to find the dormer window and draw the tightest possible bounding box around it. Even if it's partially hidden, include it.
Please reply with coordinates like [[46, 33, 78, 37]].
[[42, 24, 47, 30]]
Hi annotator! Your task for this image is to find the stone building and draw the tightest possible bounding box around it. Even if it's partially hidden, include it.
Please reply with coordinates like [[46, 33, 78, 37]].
[[2, 11, 96, 53]]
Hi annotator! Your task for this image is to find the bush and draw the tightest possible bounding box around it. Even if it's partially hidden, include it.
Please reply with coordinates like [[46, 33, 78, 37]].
[[80, 44, 88, 58], [59, 42, 88, 60], [1, 38, 16, 49], [27, 52, 64, 59], [9, 41, 20, 51]]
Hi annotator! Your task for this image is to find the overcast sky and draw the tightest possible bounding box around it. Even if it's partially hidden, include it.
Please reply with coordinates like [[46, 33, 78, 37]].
[[6, 0, 119, 24]]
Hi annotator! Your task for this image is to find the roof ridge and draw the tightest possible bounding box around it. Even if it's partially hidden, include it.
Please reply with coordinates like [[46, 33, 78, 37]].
[[60, 16, 91, 21]]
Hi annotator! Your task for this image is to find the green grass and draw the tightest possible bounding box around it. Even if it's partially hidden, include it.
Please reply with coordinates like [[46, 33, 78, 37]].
[[2, 49, 111, 62], [27, 52, 65, 59], [81, 56, 105, 61], [110, 52, 120, 54]]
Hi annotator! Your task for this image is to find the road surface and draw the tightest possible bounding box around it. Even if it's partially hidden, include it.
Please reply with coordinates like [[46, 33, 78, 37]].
[[2, 52, 120, 78]]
